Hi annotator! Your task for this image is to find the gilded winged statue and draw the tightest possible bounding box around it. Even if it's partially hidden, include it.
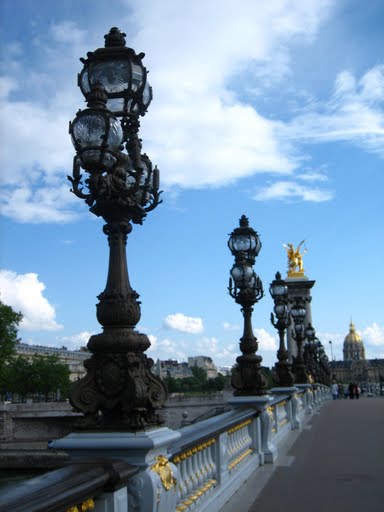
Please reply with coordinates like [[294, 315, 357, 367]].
[[283, 240, 307, 274]]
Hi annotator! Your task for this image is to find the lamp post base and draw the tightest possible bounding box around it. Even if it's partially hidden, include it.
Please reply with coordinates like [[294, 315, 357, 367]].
[[231, 355, 268, 396], [70, 348, 167, 431]]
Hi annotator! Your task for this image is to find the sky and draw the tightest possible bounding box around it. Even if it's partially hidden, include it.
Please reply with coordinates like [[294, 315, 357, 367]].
[[0, 0, 383, 370]]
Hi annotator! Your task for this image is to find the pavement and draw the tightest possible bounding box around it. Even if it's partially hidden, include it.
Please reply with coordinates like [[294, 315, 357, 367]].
[[222, 397, 384, 512]]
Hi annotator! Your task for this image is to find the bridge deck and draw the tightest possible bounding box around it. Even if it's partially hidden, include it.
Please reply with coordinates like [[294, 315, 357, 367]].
[[224, 397, 384, 512]]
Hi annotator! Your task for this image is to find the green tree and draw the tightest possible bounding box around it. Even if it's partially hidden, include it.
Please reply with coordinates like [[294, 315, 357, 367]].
[[2, 357, 34, 397], [30, 354, 71, 399], [1, 354, 70, 399], [0, 299, 22, 367]]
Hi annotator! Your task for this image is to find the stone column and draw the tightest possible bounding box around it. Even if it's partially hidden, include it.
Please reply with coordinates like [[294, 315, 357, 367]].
[[285, 277, 315, 362]]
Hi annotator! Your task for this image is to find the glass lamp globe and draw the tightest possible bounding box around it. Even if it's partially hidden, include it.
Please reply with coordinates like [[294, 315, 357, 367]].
[[78, 27, 152, 117], [70, 86, 123, 172], [305, 323, 316, 341], [290, 301, 306, 323], [269, 272, 288, 300], [230, 265, 255, 290], [274, 303, 288, 320], [228, 215, 261, 263]]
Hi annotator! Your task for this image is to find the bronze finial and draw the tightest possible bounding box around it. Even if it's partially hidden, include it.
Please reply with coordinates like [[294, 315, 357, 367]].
[[239, 214, 249, 227], [104, 27, 127, 47]]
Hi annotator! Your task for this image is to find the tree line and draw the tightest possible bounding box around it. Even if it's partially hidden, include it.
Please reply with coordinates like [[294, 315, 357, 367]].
[[164, 365, 230, 394], [0, 299, 70, 400]]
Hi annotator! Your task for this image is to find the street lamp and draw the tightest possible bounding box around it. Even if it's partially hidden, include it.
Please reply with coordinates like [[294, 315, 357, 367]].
[[269, 271, 294, 387], [329, 340, 334, 361], [68, 28, 167, 430], [290, 297, 309, 384], [303, 322, 317, 382], [228, 215, 267, 395]]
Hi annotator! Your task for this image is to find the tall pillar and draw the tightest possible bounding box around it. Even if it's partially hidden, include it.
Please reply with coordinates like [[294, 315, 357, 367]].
[[285, 277, 315, 362]]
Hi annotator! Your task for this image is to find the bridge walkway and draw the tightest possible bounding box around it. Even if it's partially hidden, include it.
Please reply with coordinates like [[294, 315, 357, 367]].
[[223, 397, 384, 512]]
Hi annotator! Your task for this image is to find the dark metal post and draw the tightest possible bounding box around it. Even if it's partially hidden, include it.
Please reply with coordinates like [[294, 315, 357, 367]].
[[67, 28, 167, 430], [228, 215, 267, 395]]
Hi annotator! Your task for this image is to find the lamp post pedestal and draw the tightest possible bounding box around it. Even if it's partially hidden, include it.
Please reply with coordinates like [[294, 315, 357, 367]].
[[70, 218, 167, 431], [231, 304, 268, 396]]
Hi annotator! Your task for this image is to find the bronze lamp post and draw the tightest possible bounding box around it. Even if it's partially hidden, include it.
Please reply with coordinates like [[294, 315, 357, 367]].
[[228, 215, 267, 395], [68, 28, 167, 430]]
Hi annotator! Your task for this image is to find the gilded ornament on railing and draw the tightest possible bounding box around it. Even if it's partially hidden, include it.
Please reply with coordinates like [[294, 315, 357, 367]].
[[151, 455, 177, 491], [283, 240, 307, 277], [66, 498, 95, 512]]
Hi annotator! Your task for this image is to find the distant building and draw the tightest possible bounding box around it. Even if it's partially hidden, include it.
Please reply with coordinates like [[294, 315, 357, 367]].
[[188, 356, 218, 379], [15, 343, 88, 381], [217, 366, 232, 376], [155, 356, 219, 380], [157, 359, 193, 379], [330, 322, 384, 385]]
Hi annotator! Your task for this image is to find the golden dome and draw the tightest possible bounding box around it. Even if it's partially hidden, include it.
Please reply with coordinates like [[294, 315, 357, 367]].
[[344, 321, 362, 344]]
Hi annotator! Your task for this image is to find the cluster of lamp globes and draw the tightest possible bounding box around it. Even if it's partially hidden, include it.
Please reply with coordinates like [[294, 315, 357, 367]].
[[228, 215, 316, 346], [228, 215, 264, 305], [68, 27, 159, 215]]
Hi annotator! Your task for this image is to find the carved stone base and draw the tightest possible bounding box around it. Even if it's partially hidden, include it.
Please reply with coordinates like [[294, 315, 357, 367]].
[[231, 356, 268, 396], [70, 349, 168, 430], [275, 361, 295, 388]]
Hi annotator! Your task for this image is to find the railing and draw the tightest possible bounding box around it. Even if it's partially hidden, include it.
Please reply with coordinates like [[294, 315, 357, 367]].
[[0, 459, 139, 512], [167, 385, 330, 512], [0, 385, 331, 512]]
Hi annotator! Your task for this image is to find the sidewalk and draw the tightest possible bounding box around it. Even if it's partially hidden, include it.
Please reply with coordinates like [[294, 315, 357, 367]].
[[248, 397, 384, 512]]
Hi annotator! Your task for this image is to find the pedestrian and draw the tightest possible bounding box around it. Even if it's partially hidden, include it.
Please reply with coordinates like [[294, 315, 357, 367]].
[[331, 382, 338, 400], [348, 382, 355, 399], [355, 385, 360, 399]]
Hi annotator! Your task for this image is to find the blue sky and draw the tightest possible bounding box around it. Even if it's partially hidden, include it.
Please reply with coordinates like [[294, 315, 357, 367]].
[[0, 0, 383, 369]]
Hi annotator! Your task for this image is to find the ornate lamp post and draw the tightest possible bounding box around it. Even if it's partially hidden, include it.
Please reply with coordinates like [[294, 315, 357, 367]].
[[68, 28, 167, 430], [228, 215, 267, 395], [269, 272, 294, 387], [303, 322, 317, 382], [290, 297, 309, 384]]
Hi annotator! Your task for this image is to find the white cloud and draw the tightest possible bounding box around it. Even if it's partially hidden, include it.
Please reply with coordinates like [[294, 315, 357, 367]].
[[55, 331, 94, 351], [286, 65, 384, 156], [0, 269, 63, 331], [0, 0, 335, 222], [164, 313, 204, 334], [297, 169, 328, 182], [196, 336, 238, 361], [137, 0, 333, 188], [223, 321, 241, 331], [147, 336, 187, 361], [254, 180, 333, 202], [362, 323, 384, 359], [255, 328, 278, 352], [0, 184, 79, 223], [363, 323, 384, 346]]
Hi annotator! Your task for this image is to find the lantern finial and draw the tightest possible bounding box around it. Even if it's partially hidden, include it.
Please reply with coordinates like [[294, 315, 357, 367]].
[[104, 27, 127, 47], [239, 215, 249, 227]]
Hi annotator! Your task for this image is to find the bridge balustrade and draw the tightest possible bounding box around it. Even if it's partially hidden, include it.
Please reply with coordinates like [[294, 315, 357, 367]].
[[0, 385, 330, 512]]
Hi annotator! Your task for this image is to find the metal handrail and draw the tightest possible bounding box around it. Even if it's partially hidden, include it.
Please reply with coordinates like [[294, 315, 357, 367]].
[[0, 459, 139, 512]]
